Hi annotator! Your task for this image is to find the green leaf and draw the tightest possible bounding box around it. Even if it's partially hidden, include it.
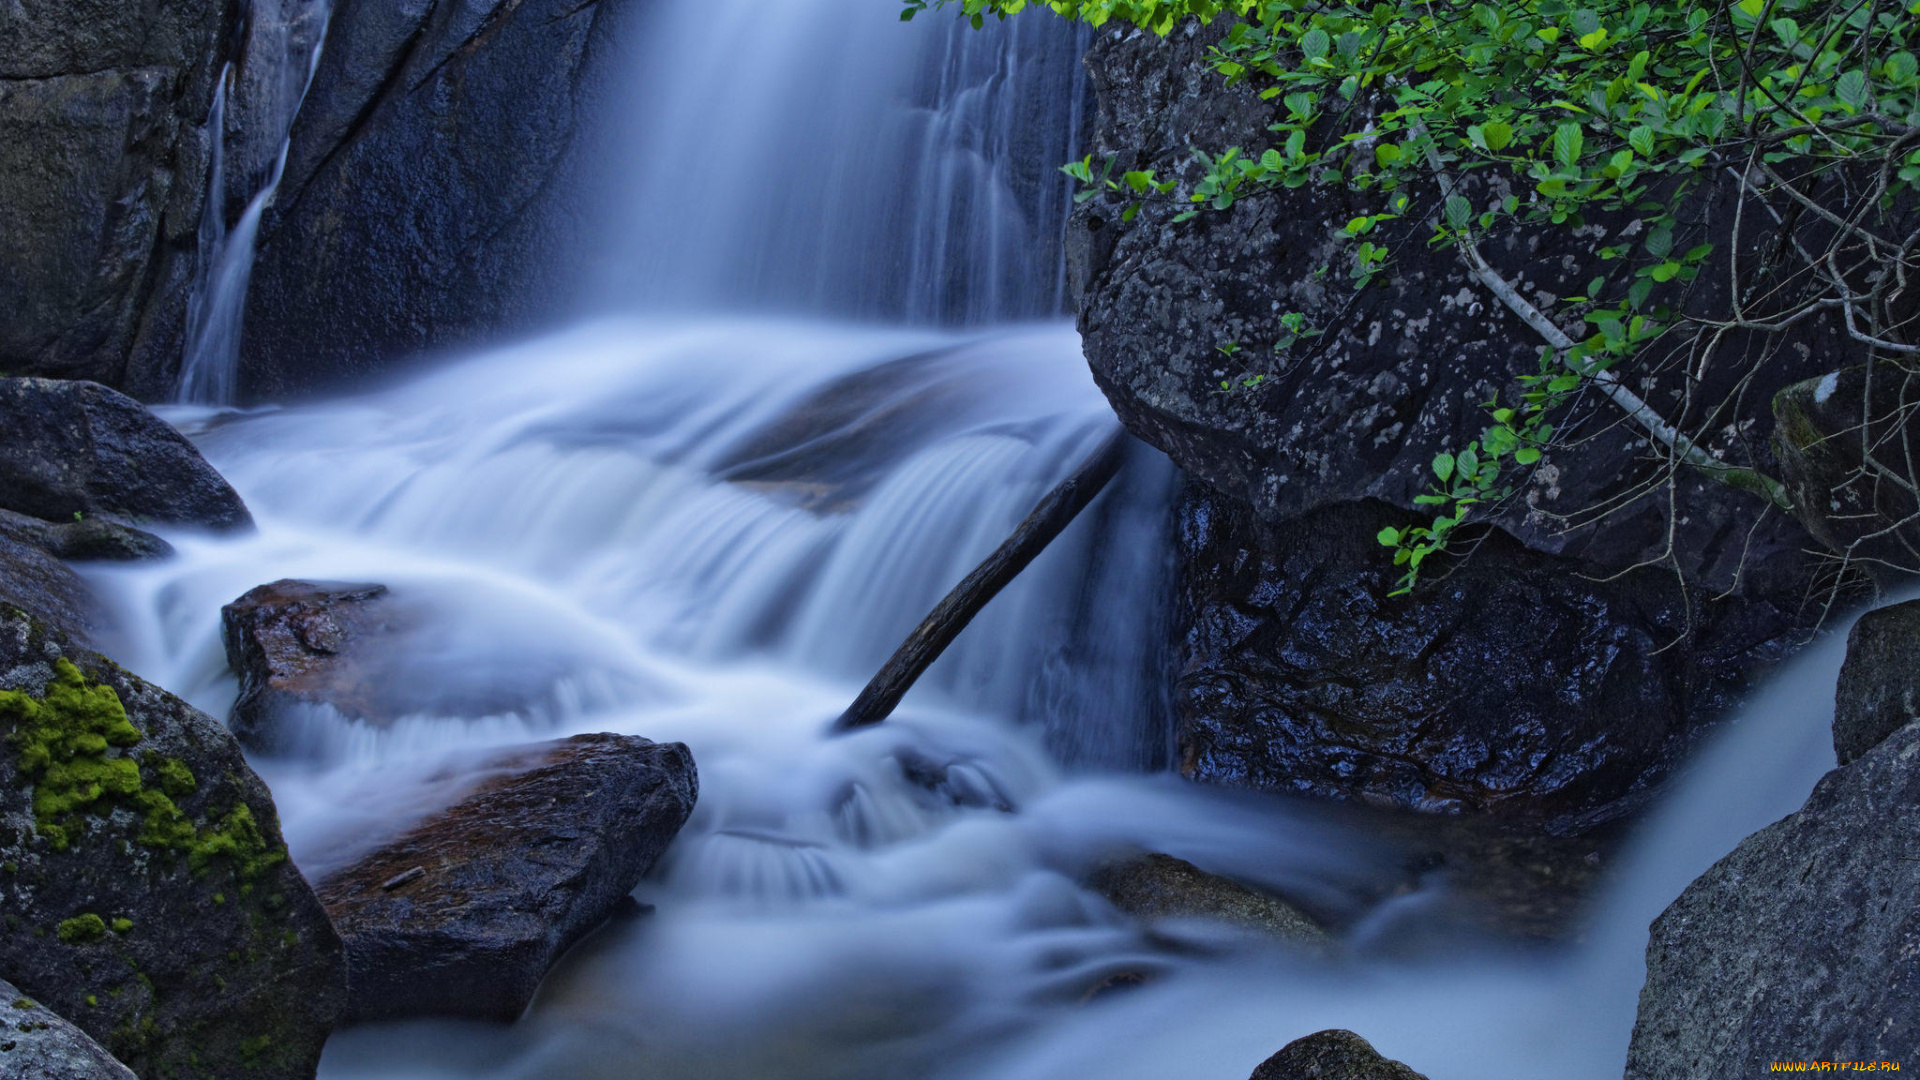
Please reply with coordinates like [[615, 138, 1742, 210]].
[[1377, 526, 1402, 547], [1375, 143, 1404, 167], [1650, 261, 1682, 282], [1445, 194, 1472, 230], [1836, 70, 1868, 109], [1433, 453, 1456, 482], [1481, 120, 1514, 152], [1628, 126, 1656, 157], [1515, 447, 1543, 465], [1889, 52, 1919, 84], [1300, 28, 1331, 61], [1554, 123, 1585, 169]]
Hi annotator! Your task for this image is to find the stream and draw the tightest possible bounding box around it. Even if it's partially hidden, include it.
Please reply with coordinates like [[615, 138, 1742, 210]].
[[83, 0, 1856, 1076]]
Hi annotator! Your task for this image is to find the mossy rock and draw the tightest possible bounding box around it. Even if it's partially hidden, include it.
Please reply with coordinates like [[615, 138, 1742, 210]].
[[0, 604, 345, 1080], [1772, 365, 1920, 584]]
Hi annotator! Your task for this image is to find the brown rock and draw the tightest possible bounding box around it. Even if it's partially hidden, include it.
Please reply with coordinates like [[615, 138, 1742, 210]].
[[1249, 1030, 1429, 1080], [1088, 852, 1326, 945], [316, 733, 697, 1023]]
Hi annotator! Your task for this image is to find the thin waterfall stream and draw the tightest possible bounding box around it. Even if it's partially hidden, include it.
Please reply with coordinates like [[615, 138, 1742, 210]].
[[75, 1, 1859, 1076]]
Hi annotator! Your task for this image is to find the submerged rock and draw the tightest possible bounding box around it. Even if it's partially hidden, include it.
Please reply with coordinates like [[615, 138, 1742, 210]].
[[1248, 1030, 1429, 1080], [0, 980, 137, 1080], [1834, 598, 1920, 765], [316, 732, 697, 1023], [0, 379, 252, 531], [1088, 852, 1325, 946], [0, 604, 347, 1080], [1626, 718, 1920, 1075]]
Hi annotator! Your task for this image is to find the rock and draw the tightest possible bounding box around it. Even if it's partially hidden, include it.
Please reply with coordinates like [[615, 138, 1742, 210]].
[[0, 379, 252, 531], [0, 535, 100, 646], [1177, 493, 1799, 829], [220, 578, 644, 755], [0, 980, 137, 1080], [1248, 1030, 1428, 1080], [1087, 852, 1326, 945], [0, 509, 173, 564], [1773, 364, 1920, 586], [315, 732, 697, 1022], [0, 603, 347, 1079], [0, 0, 231, 394], [238, 0, 633, 399], [1626, 719, 1920, 1076], [1834, 599, 1920, 766]]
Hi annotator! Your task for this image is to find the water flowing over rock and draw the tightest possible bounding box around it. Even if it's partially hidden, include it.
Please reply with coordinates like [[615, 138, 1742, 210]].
[[221, 579, 398, 752], [1247, 1029, 1429, 1080], [1833, 598, 1920, 766], [315, 733, 697, 1023], [0, 0, 231, 394], [0, 605, 347, 1080], [1069, 22, 1828, 822], [0, 980, 138, 1080], [0, 379, 252, 531], [1626, 716, 1920, 1075]]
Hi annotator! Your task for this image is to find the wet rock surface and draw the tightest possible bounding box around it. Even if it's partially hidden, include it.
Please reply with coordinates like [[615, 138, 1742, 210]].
[[1088, 852, 1326, 945], [1626, 718, 1920, 1076], [315, 732, 697, 1023], [1176, 493, 1799, 829], [1248, 1029, 1429, 1080], [221, 579, 401, 752], [0, 604, 347, 1080], [239, 0, 634, 399], [0, 979, 137, 1080], [1773, 364, 1920, 587], [0, 509, 173, 565], [0, 0, 232, 393], [0, 379, 252, 531], [1833, 598, 1920, 766], [0, 534, 100, 646]]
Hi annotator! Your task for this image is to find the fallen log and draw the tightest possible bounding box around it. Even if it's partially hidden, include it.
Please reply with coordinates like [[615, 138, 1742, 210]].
[[834, 428, 1129, 732]]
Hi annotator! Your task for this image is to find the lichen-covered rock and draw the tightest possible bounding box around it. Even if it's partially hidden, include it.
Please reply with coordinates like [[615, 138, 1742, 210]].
[[0, 0, 233, 394], [0, 604, 347, 1080], [1177, 493, 1798, 829], [238, 0, 633, 399], [1087, 851, 1326, 945], [1626, 719, 1920, 1077], [0, 979, 137, 1080], [1833, 598, 1920, 766], [1248, 1029, 1429, 1080], [317, 732, 697, 1023], [1773, 364, 1920, 587], [0, 379, 252, 531]]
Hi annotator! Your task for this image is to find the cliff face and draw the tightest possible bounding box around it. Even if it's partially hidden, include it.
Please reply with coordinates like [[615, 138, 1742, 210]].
[[235, 0, 632, 401], [1069, 23, 1843, 828], [0, 0, 235, 392]]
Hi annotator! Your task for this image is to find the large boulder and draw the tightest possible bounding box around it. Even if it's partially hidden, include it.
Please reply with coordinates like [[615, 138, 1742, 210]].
[[0, 605, 347, 1079], [1833, 598, 1920, 766], [0, 0, 232, 394], [0, 534, 100, 647], [0, 379, 252, 531], [1625, 718, 1920, 1075], [1068, 22, 1833, 822], [1176, 493, 1795, 829], [1773, 364, 1920, 587], [0, 979, 137, 1080], [316, 732, 697, 1023], [1248, 1029, 1428, 1080], [237, 0, 633, 399]]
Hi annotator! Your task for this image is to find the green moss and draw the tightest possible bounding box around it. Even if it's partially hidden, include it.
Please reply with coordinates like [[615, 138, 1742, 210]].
[[85, 994, 97, 1006], [2, 861, 15, 874], [9, 998, 33, 1010], [146, 755, 197, 798], [57, 912, 106, 944], [111, 917, 133, 934], [239, 1034, 272, 1067]]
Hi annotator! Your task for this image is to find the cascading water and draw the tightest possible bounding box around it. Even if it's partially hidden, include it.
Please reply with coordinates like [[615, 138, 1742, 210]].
[[86, 0, 1864, 1076]]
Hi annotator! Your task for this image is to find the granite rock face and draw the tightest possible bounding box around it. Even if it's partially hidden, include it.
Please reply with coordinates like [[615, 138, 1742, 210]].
[[0, 605, 347, 1080], [1773, 364, 1920, 588], [0, 379, 252, 531], [0, 534, 101, 647], [0, 0, 233, 394], [1626, 718, 1920, 1076], [1248, 1029, 1429, 1080], [1833, 598, 1920, 766], [316, 733, 697, 1023], [238, 0, 634, 400], [0, 980, 138, 1080]]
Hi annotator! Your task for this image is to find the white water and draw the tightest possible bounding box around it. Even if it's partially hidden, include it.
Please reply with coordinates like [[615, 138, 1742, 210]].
[[107, 0, 1862, 1076]]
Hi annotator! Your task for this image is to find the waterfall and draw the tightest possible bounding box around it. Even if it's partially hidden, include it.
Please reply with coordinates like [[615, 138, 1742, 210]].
[[177, 0, 333, 404]]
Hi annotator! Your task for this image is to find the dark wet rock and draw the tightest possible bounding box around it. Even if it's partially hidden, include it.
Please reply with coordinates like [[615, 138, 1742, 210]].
[[0, 379, 252, 531], [0, 0, 232, 394], [0, 604, 347, 1080], [1773, 364, 1920, 587], [221, 579, 398, 751], [0, 979, 137, 1080], [0, 509, 173, 564], [1627, 718, 1920, 1076], [238, 0, 634, 399], [1834, 598, 1920, 766], [1088, 851, 1326, 945], [0, 535, 100, 646], [1248, 1029, 1429, 1080], [1177, 493, 1801, 830], [315, 732, 697, 1023]]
